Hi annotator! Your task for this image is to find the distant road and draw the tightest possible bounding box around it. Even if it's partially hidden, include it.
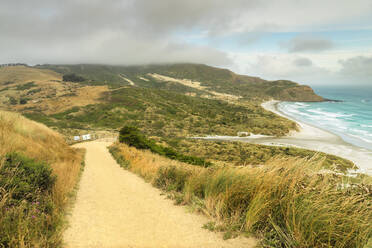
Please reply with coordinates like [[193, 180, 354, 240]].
[[64, 141, 256, 248]]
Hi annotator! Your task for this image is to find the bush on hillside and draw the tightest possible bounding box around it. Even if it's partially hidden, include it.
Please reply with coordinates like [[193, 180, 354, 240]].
[[119, 126, 153, 149], [15, 82, 36, 91], [0, 153, 58, 247], [119, 126, 212, 167], [20, 98, 27, 104], [9, 97, 17, 105], [62, 73, 86, 82], [0, 153, 55, 202], [0, 110, 84, 247]]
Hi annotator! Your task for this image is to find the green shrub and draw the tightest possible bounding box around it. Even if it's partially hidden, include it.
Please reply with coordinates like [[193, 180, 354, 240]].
[[0, 153, 59, 247], [119, 126, 153, 149], [119, 126, 212, 167], [154, 166, 190, 192], [62, 73, 86, 82], [15, 82, 36, 91], [0, 152, 55, 204], [9, 97, 17, 105], [27, 88, 42, 95]]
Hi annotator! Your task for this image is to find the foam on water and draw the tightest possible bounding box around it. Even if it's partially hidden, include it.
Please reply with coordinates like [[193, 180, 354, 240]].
[[277, 86, 372, 151]]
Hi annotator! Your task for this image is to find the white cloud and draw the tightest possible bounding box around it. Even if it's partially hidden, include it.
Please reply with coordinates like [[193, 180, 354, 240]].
[[229, 50, 372, 86]]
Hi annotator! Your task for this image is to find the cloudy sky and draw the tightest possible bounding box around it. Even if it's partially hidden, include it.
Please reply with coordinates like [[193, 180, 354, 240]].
[[1, 0, 372, 86]]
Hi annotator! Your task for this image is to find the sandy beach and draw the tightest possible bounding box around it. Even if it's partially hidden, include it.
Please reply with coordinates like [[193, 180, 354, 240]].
[[200, 100, 372, 175], [261, 100, 372, 175]]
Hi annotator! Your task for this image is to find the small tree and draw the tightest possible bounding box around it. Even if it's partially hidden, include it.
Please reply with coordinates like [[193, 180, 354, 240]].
[[119, 126, 152, 149], [62, 73, 86, 82]]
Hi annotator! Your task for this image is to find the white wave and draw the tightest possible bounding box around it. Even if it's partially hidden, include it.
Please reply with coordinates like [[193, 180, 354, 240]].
[[307, 108, 355, 118], [348, 134, 372, 144], [349, 128, 372, 135], [361, 124, 372, 128], [294, 102, 310, 107]]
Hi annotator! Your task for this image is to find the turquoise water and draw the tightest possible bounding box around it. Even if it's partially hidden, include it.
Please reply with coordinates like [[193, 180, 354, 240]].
[[277, 87, 372, 151]]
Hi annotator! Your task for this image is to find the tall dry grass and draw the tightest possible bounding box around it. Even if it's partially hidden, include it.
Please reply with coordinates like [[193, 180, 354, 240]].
[[0, 110, 84, 247], [0, 110, 83, 206], [110, 142, 372, 248]]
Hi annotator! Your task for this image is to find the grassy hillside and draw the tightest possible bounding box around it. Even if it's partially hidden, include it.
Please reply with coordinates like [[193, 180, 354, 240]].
[[0, 66, 108, 115], [0, 110, 84, 247], [37, 63, 324, 101], [1, 65, 355, 172], [24, 86, 297, 137], [109, 142, 372, 248], [0, 65, 355, 172]]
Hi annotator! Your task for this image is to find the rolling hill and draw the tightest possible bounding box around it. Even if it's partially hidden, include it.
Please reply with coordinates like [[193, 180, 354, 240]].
[[37, 63, 324, 102], [1, 63, 351, 170]]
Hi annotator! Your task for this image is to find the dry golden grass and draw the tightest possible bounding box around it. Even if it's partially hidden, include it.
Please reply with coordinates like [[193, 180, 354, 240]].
[[25, 85, 108, 115], [0, 110, 83, 206], [111, 142, 202, 182], [0, 110, 84, 247], [0, 66, 61, 83], [110, 142, 372, 248], [0, 66, 109, 115]]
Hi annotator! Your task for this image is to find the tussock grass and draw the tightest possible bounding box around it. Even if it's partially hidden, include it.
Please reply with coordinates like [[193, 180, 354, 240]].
[[110, 142, 372, 248], [0, 110, 84, 247]]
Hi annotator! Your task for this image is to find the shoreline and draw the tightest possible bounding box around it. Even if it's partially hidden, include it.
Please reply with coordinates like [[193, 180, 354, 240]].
[[261, 100, 372, 175], [261, 100, 342, 141], [197, 100, 372, 175]]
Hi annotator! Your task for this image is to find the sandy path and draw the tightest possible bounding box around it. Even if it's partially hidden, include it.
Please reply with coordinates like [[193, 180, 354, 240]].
[[64, 141, 256, 248]]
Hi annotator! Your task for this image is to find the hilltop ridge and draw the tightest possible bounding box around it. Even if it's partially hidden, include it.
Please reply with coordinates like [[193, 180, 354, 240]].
[[36, 63, 324, 102]]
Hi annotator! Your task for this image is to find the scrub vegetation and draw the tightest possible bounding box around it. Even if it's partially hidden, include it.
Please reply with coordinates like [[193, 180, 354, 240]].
[[119, 126, 212, 167], [174, 139, 356, 173], [0, 110, 84, 247], [24, 86, 297, 137]]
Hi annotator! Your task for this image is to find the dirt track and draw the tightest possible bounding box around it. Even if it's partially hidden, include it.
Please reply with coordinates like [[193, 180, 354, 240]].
[[64, 141, 256, 248]]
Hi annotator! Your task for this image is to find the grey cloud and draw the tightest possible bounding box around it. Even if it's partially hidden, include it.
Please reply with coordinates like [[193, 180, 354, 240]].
[[1, 0, 372, 65], [339, 56, 372, 78], [293, 57, 313, 67], [1, 0, 240, 65], [282, 36, 334, 53], [1, 31, 232, 66]]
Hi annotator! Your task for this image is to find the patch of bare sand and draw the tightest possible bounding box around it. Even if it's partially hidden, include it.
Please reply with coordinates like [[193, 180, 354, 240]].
[[64, 141, 256, 248], [148, 73, 241, 101]]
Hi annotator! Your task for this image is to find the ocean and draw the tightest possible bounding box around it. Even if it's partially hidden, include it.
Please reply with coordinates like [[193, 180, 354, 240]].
[[277, 86, 372, 151]]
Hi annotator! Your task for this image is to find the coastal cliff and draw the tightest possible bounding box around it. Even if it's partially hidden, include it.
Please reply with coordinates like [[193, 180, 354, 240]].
[[268, 82, 324, 102]]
